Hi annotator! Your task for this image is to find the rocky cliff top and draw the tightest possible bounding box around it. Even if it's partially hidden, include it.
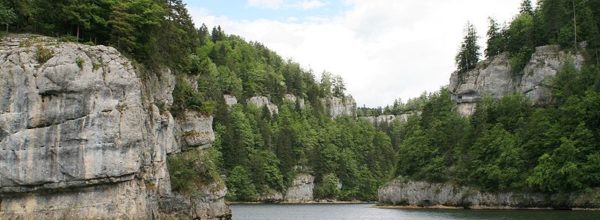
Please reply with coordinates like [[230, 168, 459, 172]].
[[449, 45, 583, 116], [0, 34, 230, 219]]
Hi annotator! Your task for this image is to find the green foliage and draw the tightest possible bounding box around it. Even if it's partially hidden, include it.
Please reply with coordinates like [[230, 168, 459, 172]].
[[485, 17, 504, 58], [226, 166, 257, 201], [315, 173, 341, 199], [35, 45, 53, 63], [455, 22, 480, 75], [520, 0, 533, 15], [527, 138, 584, 192], [469, 125, 525, 190], [168, 148, 223, 195], [75, 56, 84, 69], [172, 75, 214, 114], [0, 2, 16, 30], [506, 13, 535, 74], [393, 61, 600, 194]]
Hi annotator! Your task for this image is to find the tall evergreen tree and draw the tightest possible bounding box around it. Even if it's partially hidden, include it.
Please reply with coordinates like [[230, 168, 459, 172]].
[[485, 17, 504, 58], [455, 22, 480, 74], [520, 0, 534, 15], [0, 2, 16, 33]]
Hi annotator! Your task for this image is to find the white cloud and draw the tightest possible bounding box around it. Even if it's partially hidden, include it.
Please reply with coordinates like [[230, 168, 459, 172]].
[[294, 0, 326, 10], [247, 0, 285, 9], [247, 0, 327, 10], [189, 0, 530, 107]]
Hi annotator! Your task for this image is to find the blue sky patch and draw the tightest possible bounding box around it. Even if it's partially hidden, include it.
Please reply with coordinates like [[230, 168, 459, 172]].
[[184, 0, 349, 21]]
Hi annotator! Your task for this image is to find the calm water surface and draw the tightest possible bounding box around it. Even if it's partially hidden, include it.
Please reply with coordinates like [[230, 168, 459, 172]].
[[231, 204, 600, 220]]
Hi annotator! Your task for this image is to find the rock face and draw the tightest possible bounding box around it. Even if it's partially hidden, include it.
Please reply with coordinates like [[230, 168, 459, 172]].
[[449, 45, 583, 116], [257, 188, 284, 203], [176, 110, 215, 151], [359, 113, 416, 126], [223, 95, 238, 107], [284, 174, 315, 203], [0, 35, 230, 219], [247, 96, 279, 115], [378, 180, 600, 209], [283, 94, 305, 110], [322, 96, 356, 118]]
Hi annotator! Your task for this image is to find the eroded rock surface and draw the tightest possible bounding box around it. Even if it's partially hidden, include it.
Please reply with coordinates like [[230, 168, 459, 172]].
[[378, 179, 600, 209], [359, 113, 417, 126], [223, 95, 238, 107], [449, 45, 583, 116], [284, 174, 315, 203], [283, 94, 305, 110], [176, 111, 215, 151], [247, 96, 278, 115], [322, 96, 356, 118], [0, 35, 230, 219]]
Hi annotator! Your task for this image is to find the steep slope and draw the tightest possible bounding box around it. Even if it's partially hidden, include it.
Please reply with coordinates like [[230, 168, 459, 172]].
[[377, 44, 600, 210], [449, 45, 583, 115], [0, 35, 230, 219]]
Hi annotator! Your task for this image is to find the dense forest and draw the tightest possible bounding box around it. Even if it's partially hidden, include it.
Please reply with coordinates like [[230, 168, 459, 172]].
[[0, 0, 396, 201], [386, 0, 600, 193], [2, 0, 599, 201]]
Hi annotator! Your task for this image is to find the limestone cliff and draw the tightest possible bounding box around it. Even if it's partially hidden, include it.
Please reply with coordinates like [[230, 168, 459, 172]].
[[247, 96, 279, 115], [359, 112, 418, 126], [322, 96, 356, 118], [0, 35, 230, 219], [284, 174, 315, 203], [449, 45, 583, 116], [378, 179, 600, 209]]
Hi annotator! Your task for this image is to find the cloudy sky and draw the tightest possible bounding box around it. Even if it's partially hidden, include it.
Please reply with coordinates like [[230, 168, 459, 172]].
[[184, 0, 530, 107]]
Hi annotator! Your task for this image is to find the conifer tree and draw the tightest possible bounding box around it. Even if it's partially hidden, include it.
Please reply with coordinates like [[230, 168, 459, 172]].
[[455, 22, 480, 74], [485, 17, 504, 58], [0, 2, 16, 33], [520, 0, 533, 15]]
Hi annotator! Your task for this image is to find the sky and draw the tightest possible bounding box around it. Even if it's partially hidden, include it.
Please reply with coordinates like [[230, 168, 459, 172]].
[[184, 0, 530, 107]]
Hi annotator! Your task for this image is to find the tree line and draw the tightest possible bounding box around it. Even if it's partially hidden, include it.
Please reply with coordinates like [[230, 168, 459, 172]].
[[0, 0, 399, 201], [391, 0, 600, 193]]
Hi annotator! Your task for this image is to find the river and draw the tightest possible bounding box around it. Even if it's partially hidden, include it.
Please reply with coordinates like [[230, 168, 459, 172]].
[[231, 203, 600, 220]]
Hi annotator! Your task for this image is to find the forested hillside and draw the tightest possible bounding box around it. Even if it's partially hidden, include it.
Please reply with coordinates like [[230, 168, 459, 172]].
[[4, 0, 598, 203], [383, 0, 600, 194], [0, 0, 396, 201]]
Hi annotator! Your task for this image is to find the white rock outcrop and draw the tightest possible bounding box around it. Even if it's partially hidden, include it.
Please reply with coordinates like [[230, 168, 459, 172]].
[[284, 174, 315, 203], [283, 94, 305, 110], [449, 45, 584, 116], [378, 179, 600, 209], [359, 113, 416, 125], [0, 35, 230, 219], [177, 110, 215, 151], [322, 96, 356, 118], [223, 94, 238, 107], [247, 96, 279, 115]]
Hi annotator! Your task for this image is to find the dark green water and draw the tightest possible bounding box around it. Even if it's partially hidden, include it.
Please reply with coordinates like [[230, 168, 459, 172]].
[[231, 204, 600, 220]]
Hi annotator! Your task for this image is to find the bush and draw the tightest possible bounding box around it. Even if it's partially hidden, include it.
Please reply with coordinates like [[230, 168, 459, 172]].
[[226, 166, 257, 201], [167, 148, 223, 195], [172, 75, 215, 115], [76, 57, 84, 70], [509, 49, 533, 75], [35, 45, 53, 64], [315, 173, 340, 200]]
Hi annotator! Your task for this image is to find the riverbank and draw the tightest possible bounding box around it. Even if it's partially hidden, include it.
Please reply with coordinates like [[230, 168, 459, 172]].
[[375, 204, 600, 211], [227, 200, 372, 205], [378, 180, 600, 211]]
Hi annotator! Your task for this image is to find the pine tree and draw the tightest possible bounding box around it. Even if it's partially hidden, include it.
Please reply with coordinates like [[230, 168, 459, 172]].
[[485, 17, 504, 58], [211, 25, 226, 42], [0, 2, 16, 33], [61, 0, 106, 40], [520, 0, 533, 15], [455, 22, 480, 74]]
